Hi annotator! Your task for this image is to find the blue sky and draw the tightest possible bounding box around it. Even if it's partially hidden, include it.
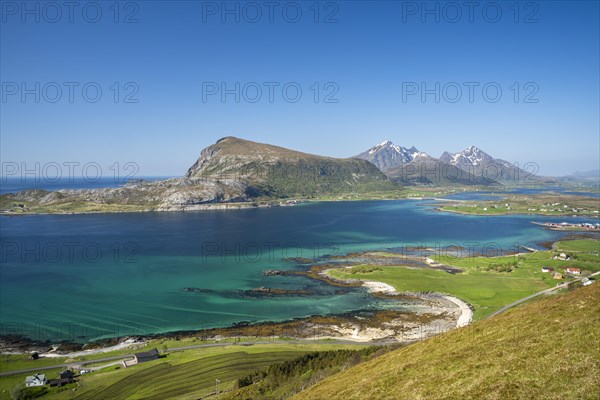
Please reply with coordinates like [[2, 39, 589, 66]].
[[1, 0, 598, 177]]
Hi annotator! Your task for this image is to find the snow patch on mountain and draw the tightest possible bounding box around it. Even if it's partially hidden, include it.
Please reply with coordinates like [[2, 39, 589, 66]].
[[442, 146, 494, 167]]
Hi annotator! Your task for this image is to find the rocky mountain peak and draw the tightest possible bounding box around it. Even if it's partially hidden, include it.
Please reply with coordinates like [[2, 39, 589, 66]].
[[355, 140, 428, 171]]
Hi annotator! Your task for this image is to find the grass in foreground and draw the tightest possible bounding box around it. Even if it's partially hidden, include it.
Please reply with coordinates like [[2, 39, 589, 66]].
[[290, 284, 600, 400]]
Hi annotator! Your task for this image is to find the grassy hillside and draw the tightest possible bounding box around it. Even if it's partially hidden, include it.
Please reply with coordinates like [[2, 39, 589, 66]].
[[186, 137, 399, 197], [291, 284, 600, 400]]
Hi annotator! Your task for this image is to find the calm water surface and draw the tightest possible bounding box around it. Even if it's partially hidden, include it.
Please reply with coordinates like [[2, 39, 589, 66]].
[[1, 200, 596, 342]]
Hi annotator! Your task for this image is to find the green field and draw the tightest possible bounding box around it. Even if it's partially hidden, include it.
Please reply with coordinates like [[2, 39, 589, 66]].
[[0, 343, 366, 400], [328, 239, 599, 319], [439, 193, 600, 216], [555, 239, 600, 253]]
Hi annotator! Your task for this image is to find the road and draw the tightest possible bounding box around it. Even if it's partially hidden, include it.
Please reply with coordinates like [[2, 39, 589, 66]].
[[0, 339, 392, 378], [485, 272, 599, 319]]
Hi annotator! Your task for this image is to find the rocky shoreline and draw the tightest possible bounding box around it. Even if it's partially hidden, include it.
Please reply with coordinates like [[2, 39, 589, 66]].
[[0, 283, 471, 357], [0, 250, 475, 356]]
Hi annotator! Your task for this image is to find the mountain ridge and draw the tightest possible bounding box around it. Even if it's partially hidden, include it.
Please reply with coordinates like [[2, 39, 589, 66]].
[[186, 136, 398, 196], [355, 141, 501, 186]]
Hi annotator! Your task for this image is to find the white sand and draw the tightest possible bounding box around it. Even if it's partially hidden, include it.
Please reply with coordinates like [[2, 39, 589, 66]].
[[362, 281, 397, 294], [442, 295, 473, 327], [364, 280, 472, 329]]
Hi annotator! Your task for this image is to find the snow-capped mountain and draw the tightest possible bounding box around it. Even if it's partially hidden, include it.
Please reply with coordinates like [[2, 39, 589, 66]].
[[439, 146, 530, 184], [439, 146, 495, 167], [354, 140, 429, 171], [356, 142, 541, 186]]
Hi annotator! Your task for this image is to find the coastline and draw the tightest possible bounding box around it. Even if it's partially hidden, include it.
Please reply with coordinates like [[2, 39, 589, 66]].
[[0, 196, 432, 216], [361, 280, 472, 328], [436, 206, 600, 218], [0, 284, 471, 357]]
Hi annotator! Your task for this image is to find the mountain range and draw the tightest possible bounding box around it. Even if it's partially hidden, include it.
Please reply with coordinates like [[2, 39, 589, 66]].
[[354, 141, 538, 186], [0, 137, 573, 214]]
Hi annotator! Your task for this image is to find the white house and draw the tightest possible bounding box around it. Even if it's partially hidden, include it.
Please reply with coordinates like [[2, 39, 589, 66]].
[[25, 373, 47, 387]]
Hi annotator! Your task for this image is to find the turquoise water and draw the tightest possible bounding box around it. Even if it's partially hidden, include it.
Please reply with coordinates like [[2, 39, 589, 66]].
[[0, 200, 596, 342]]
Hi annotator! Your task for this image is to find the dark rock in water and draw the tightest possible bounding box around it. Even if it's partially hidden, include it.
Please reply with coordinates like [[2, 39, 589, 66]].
[[263, 270, 285, 276], [241, 287, 312, 297], [181, 287, 214, 293], [281, 257, 314, 264]]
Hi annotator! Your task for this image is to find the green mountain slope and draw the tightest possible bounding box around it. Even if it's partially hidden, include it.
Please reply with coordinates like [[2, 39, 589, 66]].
[[290, 285, 599, 400], [186, 137, 399, 196]]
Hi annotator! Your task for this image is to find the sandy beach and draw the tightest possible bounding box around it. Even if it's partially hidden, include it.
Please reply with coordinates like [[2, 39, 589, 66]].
[[362, 280, 472, 328], [441, 295, 473, 327], [1, 278, 475, 358]]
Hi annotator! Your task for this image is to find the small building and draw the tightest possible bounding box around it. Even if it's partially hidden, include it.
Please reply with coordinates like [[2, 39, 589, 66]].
[[49, 378, 72, 387], [59, 370, 74, 380], [134, 348, 159, 363], [25, 373, 47, 387], [554, 253, 570, 261], [582, 278, 593, 286], [48, 370, 74, 387], [28, 352, 39, 360], [123, 348, 159, 367], [541, 266, 554, 273], [552, 272, 564, 280], [566, 267, 581, 275]]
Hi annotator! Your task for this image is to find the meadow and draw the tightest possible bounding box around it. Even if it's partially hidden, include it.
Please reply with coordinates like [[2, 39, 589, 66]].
[[328, 239, 599, 319], [1, 342, 367, 400]]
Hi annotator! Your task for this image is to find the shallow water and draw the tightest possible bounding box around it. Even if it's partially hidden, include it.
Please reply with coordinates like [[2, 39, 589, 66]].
[[0, 200, 595, 342]]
